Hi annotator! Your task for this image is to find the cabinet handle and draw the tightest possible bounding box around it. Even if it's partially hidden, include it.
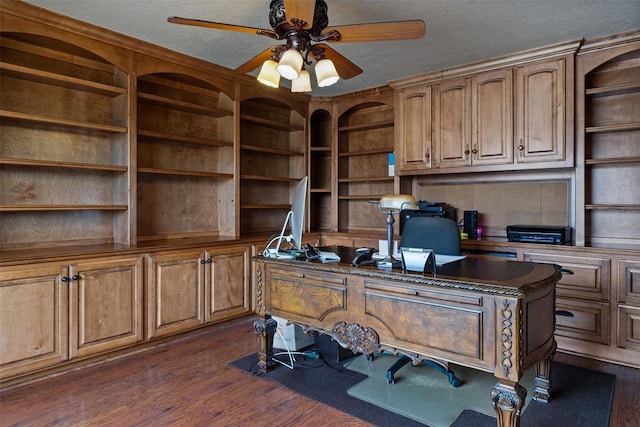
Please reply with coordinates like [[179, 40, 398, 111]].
[[61, 276, 69, 282], [517, 138, 524, 151], [207, 258, 213, 263], [424, 152, 430, 159], [72, 275, 79, 281], [200, 259, 206, 264], [555, 310, 574, 317], [464, 144, 470, 156], [471, 147, 478, 155], [560, 268, 574, 275]]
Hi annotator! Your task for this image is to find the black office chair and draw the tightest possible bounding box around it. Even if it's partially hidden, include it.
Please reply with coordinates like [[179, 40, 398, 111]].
[[400, 216, 461, 256], [380, 216, 463, 386]]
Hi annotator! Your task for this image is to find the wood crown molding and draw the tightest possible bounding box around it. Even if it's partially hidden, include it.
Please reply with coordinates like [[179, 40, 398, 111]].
[[389, 39, 582, 89]]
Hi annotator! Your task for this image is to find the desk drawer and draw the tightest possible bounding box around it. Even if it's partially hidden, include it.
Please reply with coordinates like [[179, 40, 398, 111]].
[[523, 252, 610, 301], [555, 297, 610, 344], [267, 267, 347, 321], [618, 259, 640, 305], [363, 279, 487, 363]]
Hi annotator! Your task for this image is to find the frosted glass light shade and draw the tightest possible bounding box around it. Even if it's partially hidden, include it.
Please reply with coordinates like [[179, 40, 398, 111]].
[[257, 60, 280, 88], [291, 70, 312, 92], [315, 58, 339, 87], [277, 49, 303, 80]]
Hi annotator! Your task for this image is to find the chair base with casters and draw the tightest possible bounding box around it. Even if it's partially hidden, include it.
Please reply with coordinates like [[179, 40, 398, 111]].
[[366, 351, 462, 387]]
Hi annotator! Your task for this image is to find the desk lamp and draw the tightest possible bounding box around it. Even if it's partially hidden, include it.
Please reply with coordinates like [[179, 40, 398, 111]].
[[375, 194, 417, 268]]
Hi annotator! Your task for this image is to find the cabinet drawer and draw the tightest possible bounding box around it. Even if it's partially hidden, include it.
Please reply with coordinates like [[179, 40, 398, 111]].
[[555, 298, 610, 344], [618, 305, 640, 351], [617, 259, 640, 305], [523, 252, 610, 301]]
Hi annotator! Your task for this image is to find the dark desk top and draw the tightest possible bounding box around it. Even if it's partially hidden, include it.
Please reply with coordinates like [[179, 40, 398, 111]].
[[255, 245, 562, 297]]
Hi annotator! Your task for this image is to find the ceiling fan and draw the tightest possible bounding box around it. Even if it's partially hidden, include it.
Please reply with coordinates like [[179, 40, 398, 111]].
[[168, 0, 426, 92]]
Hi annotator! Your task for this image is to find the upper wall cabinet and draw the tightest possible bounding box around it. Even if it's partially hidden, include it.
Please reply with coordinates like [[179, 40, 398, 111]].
[[395, 85, 432, 172], [391, 41, 579, 175], [433, 69, 513, 169], [239, 97, 306, 237], [514, 58, 571, 165], [0, 32, 131, 249], [575, 32, 640, 248], [135, 70, 235, 242]]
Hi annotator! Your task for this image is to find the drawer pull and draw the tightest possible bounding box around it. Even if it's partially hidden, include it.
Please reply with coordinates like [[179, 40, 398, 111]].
[[560, 268, 574, 275], [555, 310, 574, 317], [61, 276, 69, 282]]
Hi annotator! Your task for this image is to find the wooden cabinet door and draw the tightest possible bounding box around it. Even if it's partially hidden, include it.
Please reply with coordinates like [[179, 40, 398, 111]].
[[0, 263, 69, 380], [396, 85, 432, 173], [433, 77, 472, 168], [69, 256, 143, 359], [146, 250, 205, 339], [204, 245, 251, 322], [471, 69, 514, 166], [515, 58, 567, 163]]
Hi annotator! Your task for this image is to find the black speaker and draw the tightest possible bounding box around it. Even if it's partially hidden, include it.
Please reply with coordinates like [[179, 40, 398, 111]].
[[463, 210, 478, 238]]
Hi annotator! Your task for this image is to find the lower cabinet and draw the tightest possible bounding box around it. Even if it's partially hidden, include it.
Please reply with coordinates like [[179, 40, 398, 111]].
[[523, 249, 640, 367], [1, 243, 252, 384], [0, 255, 143, 380], [146, 244, 251, 339]]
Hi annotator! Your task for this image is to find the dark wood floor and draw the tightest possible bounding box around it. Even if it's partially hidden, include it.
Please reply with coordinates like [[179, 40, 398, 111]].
[[1, 316, 639, 426]]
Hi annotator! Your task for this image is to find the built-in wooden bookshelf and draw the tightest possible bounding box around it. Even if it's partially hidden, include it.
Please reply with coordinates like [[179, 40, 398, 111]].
[[309, 108, 333, 231], [577, 37, 640, 248], [0, 32, 130, 248], [239, 98, 306, 236], [337, 102, 395, 232], [135, 72, 235, 241]]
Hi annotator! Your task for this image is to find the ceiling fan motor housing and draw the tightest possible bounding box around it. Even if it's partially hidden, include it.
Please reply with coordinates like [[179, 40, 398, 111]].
[[269, 0, 329, 39]]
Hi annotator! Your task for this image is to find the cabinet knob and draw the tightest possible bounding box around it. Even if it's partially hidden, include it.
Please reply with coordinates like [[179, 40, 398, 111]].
[[200, 259, 206, 264], [72, 275, 79, 281], [464, 149, 470, 155], [471, 148, 478, 155], [61, 276, 69, 282], [424, 152, 430, 159], [517, 139, 524, 151], [207, 258, 213, 263]]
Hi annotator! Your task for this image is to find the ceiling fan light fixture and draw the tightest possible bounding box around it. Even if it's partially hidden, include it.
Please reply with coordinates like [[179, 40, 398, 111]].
[[291, 69, 312, 92], [277, 49, 303, 80], [257, 59, 281, 88], [315, 58, 340, 87]]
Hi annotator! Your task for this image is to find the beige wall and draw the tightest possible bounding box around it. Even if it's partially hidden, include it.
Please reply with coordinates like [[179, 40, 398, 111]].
[[416, 181, 570, 238]]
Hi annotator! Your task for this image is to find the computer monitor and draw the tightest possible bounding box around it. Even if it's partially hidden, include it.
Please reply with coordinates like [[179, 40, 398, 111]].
[[265, 176, 308, 258]]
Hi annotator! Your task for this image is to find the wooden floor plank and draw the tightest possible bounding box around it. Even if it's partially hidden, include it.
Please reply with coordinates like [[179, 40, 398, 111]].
[[1, 316, 638, 426]]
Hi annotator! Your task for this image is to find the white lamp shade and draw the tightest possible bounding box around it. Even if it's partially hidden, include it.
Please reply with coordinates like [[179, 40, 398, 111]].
[[277, 49, 303, 80], [291, 70, 312, 92], [315, 58, 340, 87], [378, 194, 417, 212], [257, 60, 280, 88]]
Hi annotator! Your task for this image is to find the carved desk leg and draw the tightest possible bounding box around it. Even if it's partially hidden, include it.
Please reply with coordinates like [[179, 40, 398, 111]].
[[534, 342, 556, 402], [254, 317, 277, 373], [491, 380, 527, 427]]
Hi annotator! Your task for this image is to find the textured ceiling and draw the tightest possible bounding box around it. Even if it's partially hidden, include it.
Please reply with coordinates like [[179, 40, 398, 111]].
[[22, 0, 640, 96]]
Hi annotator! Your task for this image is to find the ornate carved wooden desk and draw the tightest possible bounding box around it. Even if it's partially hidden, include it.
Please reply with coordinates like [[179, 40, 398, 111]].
[[253, 247, 561, 427]]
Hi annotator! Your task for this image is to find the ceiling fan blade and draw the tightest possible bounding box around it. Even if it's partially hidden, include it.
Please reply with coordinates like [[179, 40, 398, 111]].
[[235, 46, 279, 74], [323, 20, 426, 43], [313, 43, 362, 80], [284, 0, 317, 29], [168, 16, 275, 37]]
